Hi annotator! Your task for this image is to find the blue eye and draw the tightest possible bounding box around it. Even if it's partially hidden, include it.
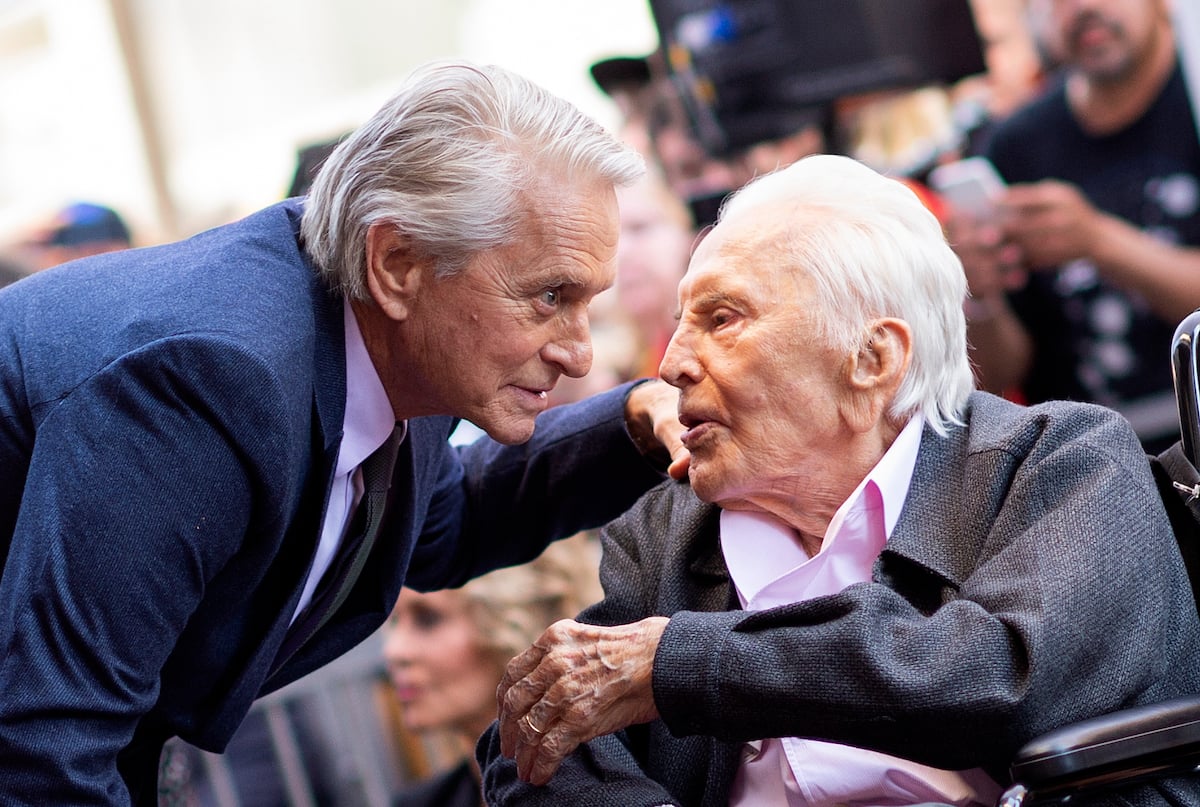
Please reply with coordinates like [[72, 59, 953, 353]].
[[539, 288, 561, 307]]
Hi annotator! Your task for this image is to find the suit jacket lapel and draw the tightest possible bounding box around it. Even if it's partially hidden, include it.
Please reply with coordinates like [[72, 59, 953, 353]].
[[682, 499, 739, 611], [263, 274, 347, 682], [674, 499, 759, 803], [883, 416, 980, 589]]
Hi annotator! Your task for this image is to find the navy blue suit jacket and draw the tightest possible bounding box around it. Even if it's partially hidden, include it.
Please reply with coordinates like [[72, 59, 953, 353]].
[[0, 200, 663, 805]]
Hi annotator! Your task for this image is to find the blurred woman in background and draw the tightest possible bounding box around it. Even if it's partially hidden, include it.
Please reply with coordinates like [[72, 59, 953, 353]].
[[614, 173, 695, 380], [382, 534, 602, 807]]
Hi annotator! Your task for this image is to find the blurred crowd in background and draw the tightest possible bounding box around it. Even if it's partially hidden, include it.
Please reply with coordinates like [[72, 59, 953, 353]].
[[2, 0, 1198, 804]]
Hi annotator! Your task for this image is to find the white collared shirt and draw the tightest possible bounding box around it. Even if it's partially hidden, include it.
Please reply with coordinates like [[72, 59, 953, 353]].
[[290, 299, 401, 623], [721, 416, 1001, 807]]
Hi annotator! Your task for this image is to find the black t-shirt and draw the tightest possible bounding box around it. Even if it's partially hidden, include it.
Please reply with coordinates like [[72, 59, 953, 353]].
[[985, 64, 1200, 452]]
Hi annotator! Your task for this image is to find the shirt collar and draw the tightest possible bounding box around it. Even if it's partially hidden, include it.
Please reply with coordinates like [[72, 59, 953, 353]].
[[815, 413, 924, 546], [862, 413, 924, 538], [338, 298, 402, 475], [720, 415, 925, 606]]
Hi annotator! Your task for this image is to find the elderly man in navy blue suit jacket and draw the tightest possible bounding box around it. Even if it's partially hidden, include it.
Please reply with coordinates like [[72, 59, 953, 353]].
[[0, 61, 683, 805]]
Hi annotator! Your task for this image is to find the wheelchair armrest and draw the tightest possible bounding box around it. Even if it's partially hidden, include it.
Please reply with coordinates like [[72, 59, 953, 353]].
[[1010, 697, 1200, 791]]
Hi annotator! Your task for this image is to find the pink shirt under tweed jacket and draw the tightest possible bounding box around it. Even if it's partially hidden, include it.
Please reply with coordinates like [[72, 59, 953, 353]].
[[721, 416, 1000, 806]]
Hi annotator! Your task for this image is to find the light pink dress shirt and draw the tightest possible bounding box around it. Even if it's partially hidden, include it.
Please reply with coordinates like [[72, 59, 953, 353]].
[[721, 416, 1001, 806], [290, 299, 400, 623]]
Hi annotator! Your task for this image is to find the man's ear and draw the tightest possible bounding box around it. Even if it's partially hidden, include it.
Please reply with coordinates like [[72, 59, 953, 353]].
[[848, 318, 912, 393], [840, 318, 913, 431], [364, 222, 430, 321]]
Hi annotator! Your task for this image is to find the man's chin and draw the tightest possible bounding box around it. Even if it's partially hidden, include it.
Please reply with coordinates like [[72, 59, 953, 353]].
[[685, 461, 723, 503], [478, 417, 537, 446]]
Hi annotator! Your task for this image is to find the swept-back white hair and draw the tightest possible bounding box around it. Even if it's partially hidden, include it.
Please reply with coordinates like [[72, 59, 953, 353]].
[[719, 154, 974, 434], [301, 60, 644, 299]]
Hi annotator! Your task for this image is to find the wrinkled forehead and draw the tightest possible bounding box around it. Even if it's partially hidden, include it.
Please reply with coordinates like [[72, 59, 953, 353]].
[[525, 171, 620, 231], [497, 176, 619, 270], [680, 210, 812, 305]]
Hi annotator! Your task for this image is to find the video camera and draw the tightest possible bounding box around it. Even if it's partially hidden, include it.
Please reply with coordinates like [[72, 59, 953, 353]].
[[647, 0, 987, 158]]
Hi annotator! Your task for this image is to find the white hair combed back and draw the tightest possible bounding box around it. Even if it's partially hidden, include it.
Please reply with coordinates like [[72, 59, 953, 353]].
[[720, 154, 974, 434], [301, 61, 645, 299]]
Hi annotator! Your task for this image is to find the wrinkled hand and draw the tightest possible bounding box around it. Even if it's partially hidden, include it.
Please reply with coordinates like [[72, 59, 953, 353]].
[[1000, 180, 1102, 269], [624, 380, 689, 480], [496, 616, 669, 785]]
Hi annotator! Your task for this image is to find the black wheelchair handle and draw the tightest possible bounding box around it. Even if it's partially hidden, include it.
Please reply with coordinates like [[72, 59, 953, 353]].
[[1172, 308, 1200, 468]]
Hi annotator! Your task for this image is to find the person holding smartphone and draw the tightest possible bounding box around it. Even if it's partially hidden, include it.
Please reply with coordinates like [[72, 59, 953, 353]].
[[945, 0, 1200, 454]]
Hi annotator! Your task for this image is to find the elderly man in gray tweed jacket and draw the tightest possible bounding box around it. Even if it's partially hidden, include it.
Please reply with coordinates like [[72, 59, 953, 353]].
[[479, 154, 1200, 806]]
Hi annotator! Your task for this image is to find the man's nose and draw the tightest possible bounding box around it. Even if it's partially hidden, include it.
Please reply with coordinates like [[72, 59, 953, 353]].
[[658, 329, 696, 387], [544, 311, 593, 379]]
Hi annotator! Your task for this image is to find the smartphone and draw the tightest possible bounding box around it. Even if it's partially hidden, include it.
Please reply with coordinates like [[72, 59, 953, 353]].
[[928, 157, 1006, 219]]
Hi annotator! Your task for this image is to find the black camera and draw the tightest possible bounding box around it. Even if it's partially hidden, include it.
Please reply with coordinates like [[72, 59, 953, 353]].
[[647, 0, 987, 157]]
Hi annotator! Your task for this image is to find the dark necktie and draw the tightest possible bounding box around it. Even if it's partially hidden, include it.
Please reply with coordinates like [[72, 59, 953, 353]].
[[274, 424, 404, 667]]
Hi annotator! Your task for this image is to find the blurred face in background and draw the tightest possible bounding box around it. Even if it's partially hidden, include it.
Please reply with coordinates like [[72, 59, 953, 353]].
[[644, 81, 826, 228], [616, 176, 694, 334], [967, 0, 1046, 117], [382, 588, 500, 738], [647, 92, 748, 210], [1027, 0, 1168, 82]]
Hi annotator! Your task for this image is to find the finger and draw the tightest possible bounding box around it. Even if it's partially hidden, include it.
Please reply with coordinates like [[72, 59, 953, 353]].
[[516, 739, 537, 782], [1000, 183, 1047, 209], [506, 706, 550, 769], [625, 379, 679, 465], [520, 683, 618, 786], [498, 710, 518, 759], [498, 675, 544, 757], [500, 642, 547, 695], [667, 446, 690, 480], [526, 742, 565, 786], [498, 620, 584, 755], [651, 388, 685, 468], [513, 721, 549, 782], [496, 640, 547, 715], [519, 721, 576, 786]]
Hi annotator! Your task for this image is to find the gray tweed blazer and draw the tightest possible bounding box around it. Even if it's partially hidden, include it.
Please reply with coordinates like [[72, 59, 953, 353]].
[[482, 392, 1200, 806]]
